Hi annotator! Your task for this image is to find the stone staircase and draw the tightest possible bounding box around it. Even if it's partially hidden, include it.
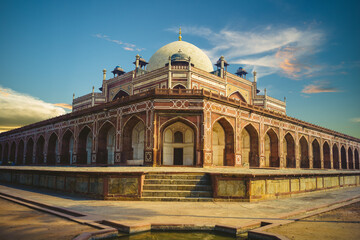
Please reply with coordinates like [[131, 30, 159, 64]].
[[141, 173, 213, 202]]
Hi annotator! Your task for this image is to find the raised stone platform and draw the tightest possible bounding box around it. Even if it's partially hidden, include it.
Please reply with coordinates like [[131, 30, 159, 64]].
[[0, 166, 359, 202]]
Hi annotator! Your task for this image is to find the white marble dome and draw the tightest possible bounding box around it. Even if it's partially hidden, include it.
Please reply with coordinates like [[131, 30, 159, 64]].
[[147, 40, 214, 72]]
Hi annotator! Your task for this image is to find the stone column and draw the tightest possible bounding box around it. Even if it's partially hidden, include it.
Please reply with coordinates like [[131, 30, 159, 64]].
[[346, 145, 349, 169], [320, 138, 324, 169], [279, 127, 284, 168], [329, 140, 334, 169], [259, 117, 265, 167], [115, 108, 122, 164], [234, 112, 242, 167], [309, 137, 313, 169], [91, 116, 98, 164], [295, 131, 300, 169]]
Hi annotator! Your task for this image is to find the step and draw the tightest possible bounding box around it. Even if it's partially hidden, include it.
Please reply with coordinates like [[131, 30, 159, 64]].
[[142, 190, 212, 198], [141, 196, 214, 202], [145, 174, 209, 180], [143, 184, 212, 191], [144, 179, 210, 185]]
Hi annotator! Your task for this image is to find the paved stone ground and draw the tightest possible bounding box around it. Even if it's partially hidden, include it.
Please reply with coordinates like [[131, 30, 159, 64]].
[[0, 198, 95, 240], [1, 165, 360, 175], [0, 183, 359, 228], [265, 201, 360, 240]]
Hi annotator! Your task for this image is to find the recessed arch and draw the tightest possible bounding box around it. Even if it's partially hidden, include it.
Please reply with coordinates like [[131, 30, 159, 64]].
[[77, 126, 92, 164], [113, 89, 130, 100], [9, 141, 16, 165], [355, 148, 359, 169], [173, 84, 186, 89], [333, 144, 340, 169], [284, 132, 295, 168], [241, 123, 259, 167], [348, 147, 354, 169], [97, 121, 116, 164], [228, 91, 247, 103], [0, 144, 3, 164], [3, 142, 9, 165], [25, 138, 34, 165], [122, 116, 146, 164], [212, 117, 235, 166], [35, 135, 45, 164], [61, 129, 74, 165], [323, 141, 331, 169], [17, 139, 25, 165], [47, 133, 59, 165], [312, 139, 321, 169], [264, 128, 279, 167], [299, 136, 309, 168], [341, 145, 347, 169]]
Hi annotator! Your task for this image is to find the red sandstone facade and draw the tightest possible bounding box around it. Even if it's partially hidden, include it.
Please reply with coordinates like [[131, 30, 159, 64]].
[[0, 38, 359, 170]]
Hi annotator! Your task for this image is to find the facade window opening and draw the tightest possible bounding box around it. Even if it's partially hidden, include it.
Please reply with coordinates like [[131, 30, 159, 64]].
[[174, 131, 183, 143]]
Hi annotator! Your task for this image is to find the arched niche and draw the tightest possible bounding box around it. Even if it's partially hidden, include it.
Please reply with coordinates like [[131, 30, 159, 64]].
[[122, 116, 145, 164], [299, 136, 309, 168], [77, 126, 92, 165], [284, 133, 295, 168], [348, 148, 354, 169], [35, 136, 45, 164], [355, 149, 359, 169], [341, 146, 347, 169], [17, 140, 24, 165], [25, 138, 34, 165], [9, 142, 16, 165], [47, 133, 58, 165], [241, 124, 259, 167], [312, 139, 321, 169], [61, 130, 74, 165], [162, 121, 194, 166], [113, 90, 130, 100], [3, 143, 9, 165], [173, 84, 186, 89], [97, 122, 116, 165], [323, 141, 331, 169], [212, 118, 234, 166], [264, 128, 279, 167], [332, 144, 340, 169]]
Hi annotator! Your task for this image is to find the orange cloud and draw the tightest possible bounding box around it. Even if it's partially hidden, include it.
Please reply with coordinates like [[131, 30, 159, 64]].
[[302, 81, 340, 94], [53, 103, 72, 110]]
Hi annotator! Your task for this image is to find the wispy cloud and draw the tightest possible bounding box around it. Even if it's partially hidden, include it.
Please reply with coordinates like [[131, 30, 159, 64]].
[[302, 81, 340, 94], [350, 118, 360, 123], [94, 34, 145, 52], [167, 25, 324, 79], [0, 86, 69, 133]]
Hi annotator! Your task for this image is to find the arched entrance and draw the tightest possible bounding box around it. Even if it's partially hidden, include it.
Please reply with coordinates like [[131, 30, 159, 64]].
[[299, 136, 309, 168], [162, 121, 195, 166], [25, 138, 34, 165], [348, 148, 354, 169], [17, 140, 24, 165], [9, 142, 16, 165], [341, 146, 347, 169], [284, 133, 295, 168], [47, 133, 58, 165], [35, 136, 45, 164], [312, 139, 321, 169], [0, 144, 2, 163], [113, 90, 129, 100], [333, 144, 339, 169], [355, 149, 359, 169], [61, 130, 74, 165], [77, 126, 92, 164], [323, 142, 331, 169], [97, 122, 116, 165], [241, 124, 259, 167], [122, 117, 145, 164], [264, 129, 279, 167], [173, 84, 186, 89], [212, 118, 234, 166]]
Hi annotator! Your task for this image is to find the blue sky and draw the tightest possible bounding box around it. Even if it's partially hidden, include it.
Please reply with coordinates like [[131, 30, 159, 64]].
[[0, 0, 359, 137]]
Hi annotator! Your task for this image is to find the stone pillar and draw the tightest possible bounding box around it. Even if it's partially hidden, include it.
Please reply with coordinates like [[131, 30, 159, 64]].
[[346, 145, 349, 169], [295, 131, 300, 168], [329, 141, 334, 169], [320, 138, 324, 169], [115, 108, 122, 164], [92, 116, 98, 164], [279, 127, 284, 168], [202, 104, 212, 166], [234, 112, 242, 167], [259, 117, 265, 167], [309, 137, 313, 169]]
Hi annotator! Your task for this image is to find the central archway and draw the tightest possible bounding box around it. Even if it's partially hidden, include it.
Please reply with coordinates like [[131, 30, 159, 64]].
[[312, 139, 321, 169], [97, 122, 116, 165], [47, 133, 58, 165], [77, 126, 92, 164], [323, 142, 331, 169], [162, 121, 195, 166], [333, 144, 339, 169], [341, 146, 347, 169], [61, 130, 74, 165], [348, 148, 354, 169]]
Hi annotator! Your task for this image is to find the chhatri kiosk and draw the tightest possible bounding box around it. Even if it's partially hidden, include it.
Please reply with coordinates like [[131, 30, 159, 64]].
[[0, 30, 359, 201]]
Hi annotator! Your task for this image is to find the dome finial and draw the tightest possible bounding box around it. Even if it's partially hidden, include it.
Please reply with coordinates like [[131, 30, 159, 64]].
[[178, 27, 182, 41]]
